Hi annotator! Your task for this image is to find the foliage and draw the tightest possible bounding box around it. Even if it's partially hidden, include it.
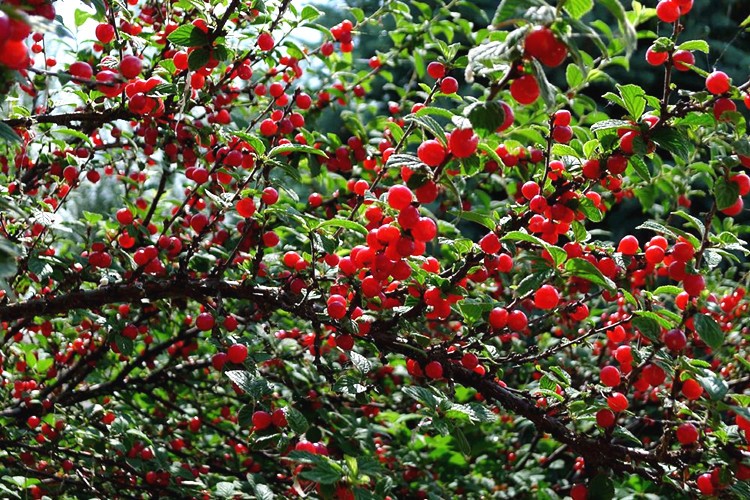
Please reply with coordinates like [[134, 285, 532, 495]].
[[1, 0, 750, 498]]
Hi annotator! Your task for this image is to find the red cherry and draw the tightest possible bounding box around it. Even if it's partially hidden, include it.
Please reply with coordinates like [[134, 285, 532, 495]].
[[440, 77, 458, 94], [617, 235, 639, 255], [524, 26, 556, 60], [606, 392, 628, 412], [497, 102, 515, 132], [479, 232, 501, 254], [721, 196, 744, 216], [570, 484, 588, 500], [258, 32, 274, 51], [595, 408, 615, 428], [510, 75, 540, 105], [646, 46, 668, 66], [69, 61, 93, 80], [681, 378, 703, 400], [116, 208, 134, 225], [196, 312, 215, 331], [211, 352, 227, 371], [534, 285, 560, 310], [412, 217, 437, 242], [236, 198, 256, 218], [120, 55, 143, 79], [672, 50, 694, 71], [696, 473, 714, 495], [656, 0, 681, 23], [424, 361, 443, 379], [427, 61, 445, 79], [676, 422, 699, 445], [259, 119, 278, 136], [706, 71, 731, 95], [448, 128, 479, 158], [663, 328, 687, 351], [714, 98, 737, 121], [0, 40, 29, 70], [227, 343, 248, 364], [489, 307, 509, 329], [252, 411, 272, 430], [675, 0, 693, 13], [387, 185, 413, 211], [539, 39, 567, 67], [553, 110, 571, 126], [27, 416, 41, 429], [600, 366, 621, 387], [682, 274, 705, 297], [507, 310, 528, 331], [417, 140, 447, 167], [731, 173, 750, 196], [95, 23, 116, 44], [461, 353, 479, 369]]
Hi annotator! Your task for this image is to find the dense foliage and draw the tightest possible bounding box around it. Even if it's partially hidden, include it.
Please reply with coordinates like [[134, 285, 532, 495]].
[[2, 0, 750, 498]]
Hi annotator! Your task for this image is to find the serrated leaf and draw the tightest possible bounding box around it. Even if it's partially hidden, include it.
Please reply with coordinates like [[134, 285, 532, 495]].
[[168, 25, 209, 47], [696, 369, 728, 400], [599, 0, 637, 57], [715, 177, 740, 211], [269, 144, 328, 158], [224, 370, 272, 400], [651, 127, 691, 162], [565, 258, 616, 291], [464, 101, 506, 136], [631, 315, 661, 343], [404, 113, 447, 145], [616, 84, 647, 120], [286, 407, 309, 434], [590, 119, 636, 133], [564, 0, 593, 19], [349, 351, 372, 374], [316, 219, 367, 236], [676, 40, 709, 53], [693, 313, 723, 350], [188, 47, 211, 70]]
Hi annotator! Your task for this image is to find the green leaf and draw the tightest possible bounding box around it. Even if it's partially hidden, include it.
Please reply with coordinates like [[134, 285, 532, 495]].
[[616, 84, 647, 120], [628, 155, 651, 181], [631, 315, 661, 343], [349, 351, 372, 374], [286, 407, 309, 434], [696, 369, 728, 400], [651, 127, 691, 162], [676, 40, 710, 53], [451, 424, 471, 457], [224, 370, 272, 400], [74, 9, 91, 27], [299, 459, 343, 485], [464, 101, 506, 136], [300, 5, 321, 22], [167, 25, 210, 47], [566, 63, 584, 88], [564, 0, 594, 19], [492, 0, 547, 24], [565, 258, 616, 291], [502, 231, 567, 266], [530, 59, 557, 110], [577, 197, 604, 222], [316, 219, 367, 236], [715, 177, 740, 211], [0, 122, 23, 144], [599, 0, 637, 57], [590, 119, 636, 133], [693, 313, 724, 350], [404, 113, 447, 145], [269, 143, 328, 158], [188, 48, 211, 70]]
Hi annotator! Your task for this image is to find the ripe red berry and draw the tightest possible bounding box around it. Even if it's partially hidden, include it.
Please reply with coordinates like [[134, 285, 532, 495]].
[[417, 140, 447, 167], [211, 352, 227, 371], [656, 0, 681, 23], [553, 110, 571, 126], [600, 366, 621, 387], [683, 274, 705, 297], [617, 235, 639, 255], [440, 77, 458, 94], [120, 55, 142, 79], [596, 408, 616, 428], [424, 361, 443, 379], [196, 312, 215, 331], [606, 392, 628, 412], [489, 307, 509, 329], [706, 71, 731, 95], [672, 50, 694, 71], [461, 353, 479, 369], [387, 185, 413, 211], [552, 125, 573, 144], [95, 23, 115, 44], [510, 75, 540, 105], [116, 208, 134, 225], [27, 416, 41, 428], [663, 328, 687, 351], [236, 198, 256, 218], [227, 343, 248, 364], [713, 97, 737, 121], [258, 32, 274, 51], [252, 411, 272, 430], [570, 484, 588, 500], [479, 232, 501, 254], [448, 128, 479, 158], [534, 285, 560, 310], [524, 26, 555, 61], [507, 310, 528, 331], [681, 378, 703, 400], [497, 102, 515, 132], [676, 422, 699, 445], [426, 61, 445, 79], [696, 473, 714, 495], [645, 46, 668, 66], [721, 196, 744, 216]]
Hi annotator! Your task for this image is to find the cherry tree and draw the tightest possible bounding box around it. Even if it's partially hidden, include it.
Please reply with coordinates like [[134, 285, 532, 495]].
[[1, 0, 750, 498]]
